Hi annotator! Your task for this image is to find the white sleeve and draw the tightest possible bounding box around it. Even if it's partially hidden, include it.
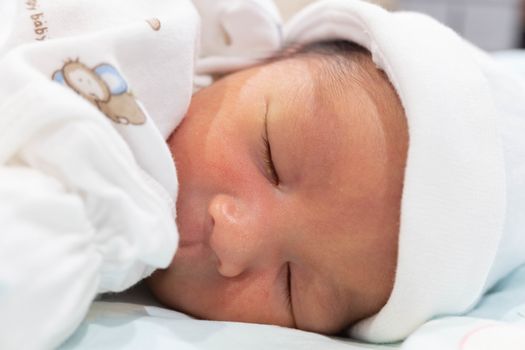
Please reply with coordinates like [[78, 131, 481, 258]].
[[0, 167, 100, 350], [0, 83, 179, 350], [192, 0, 282, 75]]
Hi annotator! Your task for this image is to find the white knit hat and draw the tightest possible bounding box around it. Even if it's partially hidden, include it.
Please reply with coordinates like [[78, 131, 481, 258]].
[[194, 0, 510, 343], [283, 0, 507, 343]]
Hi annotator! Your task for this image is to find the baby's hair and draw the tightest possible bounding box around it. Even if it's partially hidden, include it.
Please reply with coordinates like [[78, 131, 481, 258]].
[[266, 40, 397, 107], [267, 40, 373, 92], [270, 40, 371, 70], [269, 40, 371, 63]]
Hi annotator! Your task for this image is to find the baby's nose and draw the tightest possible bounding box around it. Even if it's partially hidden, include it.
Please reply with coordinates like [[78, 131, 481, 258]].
[[207, 194, 273, 278]]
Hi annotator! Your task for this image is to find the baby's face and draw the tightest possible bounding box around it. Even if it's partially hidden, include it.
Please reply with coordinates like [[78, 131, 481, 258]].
[[148, 55, 407, 334]]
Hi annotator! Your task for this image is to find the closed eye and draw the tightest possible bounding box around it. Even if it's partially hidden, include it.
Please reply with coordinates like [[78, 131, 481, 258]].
[[261, 105, 280, 185], [286, 262, 293, 310], [286, 262, 297, 328]]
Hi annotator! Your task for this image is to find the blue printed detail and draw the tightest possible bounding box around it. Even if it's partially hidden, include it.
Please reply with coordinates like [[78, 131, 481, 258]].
[[52, 70, 65, 84], [94, 64, 128, 95]]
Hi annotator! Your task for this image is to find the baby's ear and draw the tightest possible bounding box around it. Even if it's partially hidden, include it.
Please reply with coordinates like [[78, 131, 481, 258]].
[[52, 70, 66, 85]]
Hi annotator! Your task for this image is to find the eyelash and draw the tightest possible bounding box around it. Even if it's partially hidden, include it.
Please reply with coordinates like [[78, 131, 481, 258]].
[[261, 113, 280, 185], [286, 262, 293, 311]]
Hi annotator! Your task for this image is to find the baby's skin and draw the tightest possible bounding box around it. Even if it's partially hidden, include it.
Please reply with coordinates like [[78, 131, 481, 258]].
[[148, 46, 408, 334]]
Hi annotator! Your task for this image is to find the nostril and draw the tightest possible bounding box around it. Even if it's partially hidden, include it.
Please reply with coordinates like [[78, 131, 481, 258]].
[[206, 211, 215, 240], [209, 227, 244, 278]]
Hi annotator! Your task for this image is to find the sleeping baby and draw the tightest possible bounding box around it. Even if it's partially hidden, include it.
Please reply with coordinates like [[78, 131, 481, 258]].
[[1, 0, 525, 349], [148, 39, 408, 334]]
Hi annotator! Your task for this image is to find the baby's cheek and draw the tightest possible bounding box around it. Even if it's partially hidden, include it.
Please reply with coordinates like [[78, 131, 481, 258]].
[[147, 263, 216, 317], [149, 263, 293, 327], [203, 273, 294, 327]]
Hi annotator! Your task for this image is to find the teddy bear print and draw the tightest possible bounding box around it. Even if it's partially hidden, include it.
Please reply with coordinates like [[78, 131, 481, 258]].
[[52, 59, 146, 125]]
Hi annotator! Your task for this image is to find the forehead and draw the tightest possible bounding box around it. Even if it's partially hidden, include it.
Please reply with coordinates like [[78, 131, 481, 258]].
[[257, 57, 389, 199]]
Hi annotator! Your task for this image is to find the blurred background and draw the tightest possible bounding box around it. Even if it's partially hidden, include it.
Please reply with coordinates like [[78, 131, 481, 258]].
[[275, 0, 525, 51]]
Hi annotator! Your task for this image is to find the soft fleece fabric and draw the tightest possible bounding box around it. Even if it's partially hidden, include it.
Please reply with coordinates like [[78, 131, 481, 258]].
[[0, 1, 197, 348]]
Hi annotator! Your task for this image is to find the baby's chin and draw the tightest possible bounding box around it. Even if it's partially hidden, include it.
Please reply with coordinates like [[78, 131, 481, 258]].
[[146, 268, 189, 313], [146, 247, 217, 312]]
